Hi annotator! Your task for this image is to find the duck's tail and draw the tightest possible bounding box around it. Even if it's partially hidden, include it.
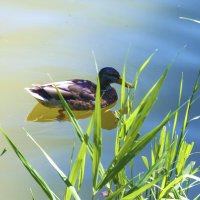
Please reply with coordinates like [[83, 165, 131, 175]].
[[25, 87, 50, 102]]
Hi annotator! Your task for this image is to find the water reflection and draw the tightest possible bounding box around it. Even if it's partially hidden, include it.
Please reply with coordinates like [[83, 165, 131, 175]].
[[26, 103, 123, 130]]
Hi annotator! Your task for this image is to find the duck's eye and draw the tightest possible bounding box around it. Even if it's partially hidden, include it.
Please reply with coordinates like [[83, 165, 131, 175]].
[[112, 73, 120, 79]]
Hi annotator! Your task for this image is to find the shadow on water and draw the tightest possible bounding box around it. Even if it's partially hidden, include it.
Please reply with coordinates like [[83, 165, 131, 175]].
[[26, 102, 128, 130]]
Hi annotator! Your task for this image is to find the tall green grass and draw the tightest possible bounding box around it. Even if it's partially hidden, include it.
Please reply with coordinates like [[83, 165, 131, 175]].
[[0, 56, 200, 199]]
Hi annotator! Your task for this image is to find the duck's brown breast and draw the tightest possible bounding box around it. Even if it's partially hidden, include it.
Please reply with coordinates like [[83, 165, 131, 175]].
[[101, 87, 118, 108]]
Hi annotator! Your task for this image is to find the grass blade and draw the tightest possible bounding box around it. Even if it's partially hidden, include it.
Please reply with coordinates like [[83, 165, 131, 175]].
[[105, 177, 136, 200], [78, 118, 93, 190], [65, 117, 93, 200], [171, 70, 200, 177], [93, 77, 102, 190], [65, 141, 87, 200], [158, 126, 167, 159], [159, 174, 200, 199], [23, 129, 81, 200], [176, 141, 194, 176], [120, 64, 126, 110], [121, 176, 163, 200], [68, 141, 76, 177], [134, 51, 156, 90], [180, 17, 200, 24], [116, 67, 169, 162], [0, 128, 58, 200], [0, 148, 6, 156], [127, 151, 166, 194], [172, 73, 183, 138], [142, 156, 149, 170], [30, 188, 35, 200]]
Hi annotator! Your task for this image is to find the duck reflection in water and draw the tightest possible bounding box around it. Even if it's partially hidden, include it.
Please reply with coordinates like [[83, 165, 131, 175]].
[[26, 102, 129, 130]]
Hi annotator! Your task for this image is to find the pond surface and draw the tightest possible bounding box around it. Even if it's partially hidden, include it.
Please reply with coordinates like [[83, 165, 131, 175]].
[[0, 1, 200, 199]]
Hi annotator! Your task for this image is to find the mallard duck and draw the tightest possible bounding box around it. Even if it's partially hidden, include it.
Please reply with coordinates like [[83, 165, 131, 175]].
[[25, 67, 133, 110]]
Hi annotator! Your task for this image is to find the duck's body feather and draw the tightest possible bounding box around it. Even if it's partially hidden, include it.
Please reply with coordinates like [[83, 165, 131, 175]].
[[26, 79, 118, 110]]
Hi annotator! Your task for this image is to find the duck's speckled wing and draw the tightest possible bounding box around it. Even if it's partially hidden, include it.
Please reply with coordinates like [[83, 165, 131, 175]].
[[26, 79, 97, 110], [45, 80, 96, 100]]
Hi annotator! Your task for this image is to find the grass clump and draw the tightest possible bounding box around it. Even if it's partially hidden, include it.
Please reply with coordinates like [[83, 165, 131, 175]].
[[0, 55, 200, 200]]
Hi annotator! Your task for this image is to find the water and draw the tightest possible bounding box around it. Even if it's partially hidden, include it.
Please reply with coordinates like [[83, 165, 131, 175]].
[[0, 1, 200, 199]]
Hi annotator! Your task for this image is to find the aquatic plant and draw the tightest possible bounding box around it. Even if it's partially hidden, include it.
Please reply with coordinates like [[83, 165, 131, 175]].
[[1, 55, 200, 200]]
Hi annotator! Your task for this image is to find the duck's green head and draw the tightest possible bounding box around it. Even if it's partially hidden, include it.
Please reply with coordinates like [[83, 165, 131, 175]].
[[99, 67, 134, 89]]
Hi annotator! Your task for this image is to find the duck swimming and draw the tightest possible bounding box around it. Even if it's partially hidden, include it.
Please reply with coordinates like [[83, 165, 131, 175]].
[[25, 67, 134, 110]]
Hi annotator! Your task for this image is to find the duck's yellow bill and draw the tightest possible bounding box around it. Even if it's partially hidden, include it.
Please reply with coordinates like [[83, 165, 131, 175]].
[[117, 77, 134, 88]]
